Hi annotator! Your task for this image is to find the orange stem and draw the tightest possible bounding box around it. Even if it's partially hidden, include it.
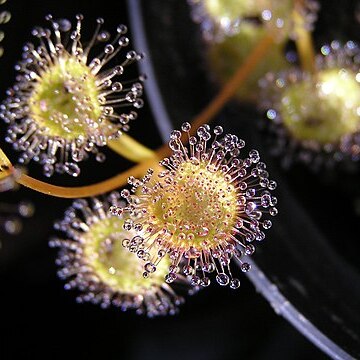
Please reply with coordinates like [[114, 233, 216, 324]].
[[17, 159, 159, 198], [158, 33, 275, 156]]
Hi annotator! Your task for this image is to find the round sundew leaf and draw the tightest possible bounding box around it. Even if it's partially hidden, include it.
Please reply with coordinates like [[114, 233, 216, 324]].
[[280, 68, 360, 145], [147, 161, 238, 248], [51, 195, 189, 316], [82, 216, 170, 294], [29, 55, 102, 140]]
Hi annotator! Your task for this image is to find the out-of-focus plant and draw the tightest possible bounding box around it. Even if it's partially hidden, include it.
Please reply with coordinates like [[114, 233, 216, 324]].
[[188, 0, 319, 102]]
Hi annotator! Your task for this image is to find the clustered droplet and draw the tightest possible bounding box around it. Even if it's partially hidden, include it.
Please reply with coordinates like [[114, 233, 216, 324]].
[[259, 40, 360, 169], [0, 15, 144, 177], [50, 193, 195, 317], [110, 123, 278, 289], [0, 199, 34, 236], [0, 0, 11, 58]]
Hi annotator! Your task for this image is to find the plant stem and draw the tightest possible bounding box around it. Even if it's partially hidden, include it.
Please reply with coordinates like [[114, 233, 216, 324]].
[[293, 0, 316, 74], [158, 32, 275, 157], [17, 160, 161, 198], [108, 133, 156, 162]]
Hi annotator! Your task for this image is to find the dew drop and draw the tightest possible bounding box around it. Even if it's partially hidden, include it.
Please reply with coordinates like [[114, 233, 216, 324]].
[[191, 275, 201, 286], [95, 152, 106, 163], [165, 273, 177, 283], [54, 18, 72, 32], [111, 82, 123, 92], [216, 273, 230, 286], [181, 122, 191, 132], [97, 31, 110, 41], [245, 244, 255, 255], [230, 278, 241, 289], [144, 262, 156, 273], [263, 220, 272, 229], [104, 44, 114, 54], [183, 265, 194, 276], [200, 277, 210, 287], [241, 263, 251, 272], [214, 126, 223, 136]]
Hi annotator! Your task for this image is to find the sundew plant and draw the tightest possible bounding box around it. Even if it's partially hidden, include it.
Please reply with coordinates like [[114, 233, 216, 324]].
[[1, 1, 360, 359]]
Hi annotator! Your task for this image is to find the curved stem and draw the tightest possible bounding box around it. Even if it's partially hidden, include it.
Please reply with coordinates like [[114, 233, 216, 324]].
[[17, 159, 162, 198], [192, 33, 274, 128], [9, 32, 274, 198], [108, 133, 156, 162], [158, 32, 275, 155]]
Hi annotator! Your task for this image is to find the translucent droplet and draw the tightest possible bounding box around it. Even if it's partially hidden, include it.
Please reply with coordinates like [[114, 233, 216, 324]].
[[230, 278, 240, 289], [170, 130, 181, 139], [200, 277, 210, 287], [104, 44, 114, 54], [197, 227, 209, 237], [18, 202, 35, 217], [95, 152, 106, 163], [191, 275, 201, 286], [64, 162, 80, 177], [54, 18, 72, 32], [245, 244, 255, 255], [183, 265, 194, 276], [245, 202, 256, 214], [263, 219, 272, 229], [144, 262, 156, 273], [181, 122, 191, 132], [216, 273, 230, 286], [4, 219, 21, 235], [133, 99, 144, 109], [116, 36, 129, 49], [241, 263, 251, 272], [214, 126, 223, 136], [111, 82, 122, 92], [165, 273, 177, 283], [97, 31, 110, 42], [117, 24, 127, 34]]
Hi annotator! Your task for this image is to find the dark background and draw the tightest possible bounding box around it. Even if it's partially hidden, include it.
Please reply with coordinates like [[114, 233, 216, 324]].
[[1, 1, 359, 359]]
